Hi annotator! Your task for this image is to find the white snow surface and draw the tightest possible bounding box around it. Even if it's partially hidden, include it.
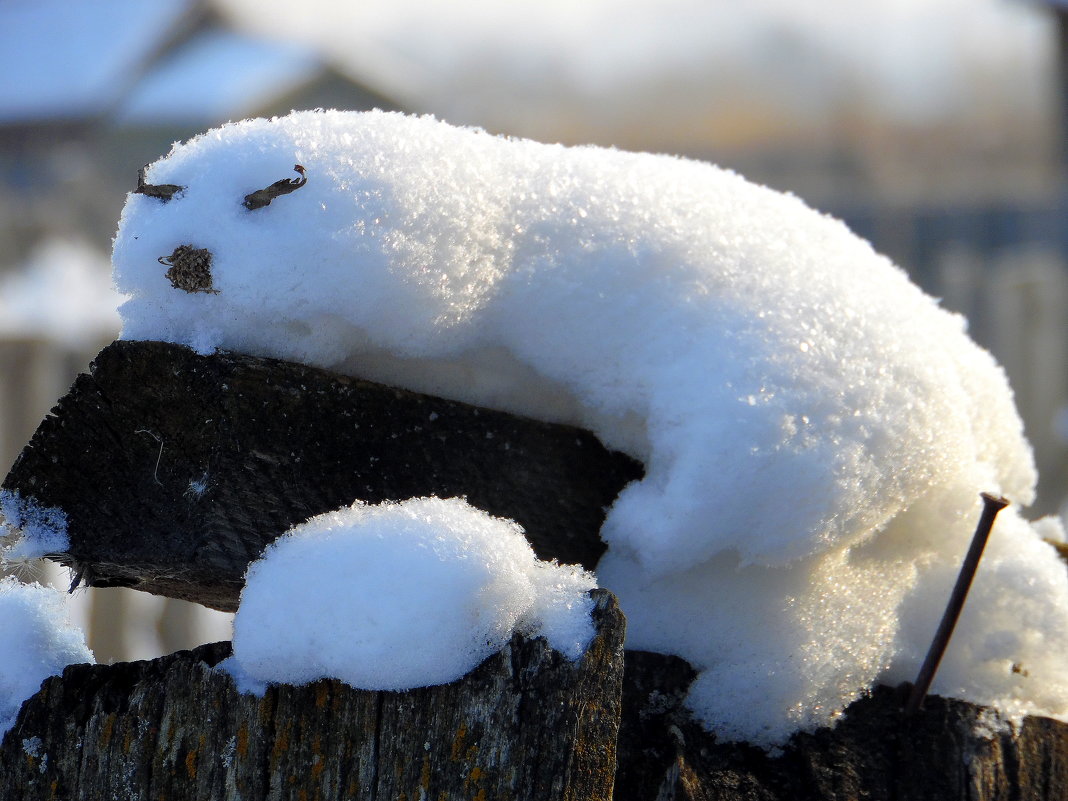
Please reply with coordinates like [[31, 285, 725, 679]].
[[113, 109, 1068, 747], [0, 490, 70, 562], [229, 497, 597, 690], [0, 578, 94, 735]]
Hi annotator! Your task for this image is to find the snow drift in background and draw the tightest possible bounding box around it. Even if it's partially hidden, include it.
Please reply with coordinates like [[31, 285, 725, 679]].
[[113, 109, 1068, 747], [229, 498, 596, 690], [0, 238, 122, 346], [0, 578, 94, 735], [214, 0, 1049, 129]]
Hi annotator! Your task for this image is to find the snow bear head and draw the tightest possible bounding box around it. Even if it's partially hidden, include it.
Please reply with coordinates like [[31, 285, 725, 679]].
[[112, 110, 508, 365]]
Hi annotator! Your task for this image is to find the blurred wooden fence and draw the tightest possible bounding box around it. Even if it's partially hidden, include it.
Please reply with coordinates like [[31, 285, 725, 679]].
[[2, 200, 1067, 664], [839, 200, 1068, 516]]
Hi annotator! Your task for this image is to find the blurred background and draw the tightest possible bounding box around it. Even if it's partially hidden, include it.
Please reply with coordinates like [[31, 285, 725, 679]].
[[1, 0, 1066, 663]]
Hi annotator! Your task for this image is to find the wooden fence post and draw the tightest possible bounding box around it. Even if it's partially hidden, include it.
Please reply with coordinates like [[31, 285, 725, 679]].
[[3, 340, 1068, 800]]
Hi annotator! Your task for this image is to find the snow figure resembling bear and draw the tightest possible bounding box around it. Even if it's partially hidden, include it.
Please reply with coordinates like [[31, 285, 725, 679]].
[[113, 110, 1068, 748]]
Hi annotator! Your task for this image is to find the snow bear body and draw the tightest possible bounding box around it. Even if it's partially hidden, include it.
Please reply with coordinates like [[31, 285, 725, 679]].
[[113, 110, 1068, 746]]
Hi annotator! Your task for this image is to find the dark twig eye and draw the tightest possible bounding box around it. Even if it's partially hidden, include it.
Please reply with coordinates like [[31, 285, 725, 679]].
[[134, 166, 185, 202], [243, 165, 308, 210]]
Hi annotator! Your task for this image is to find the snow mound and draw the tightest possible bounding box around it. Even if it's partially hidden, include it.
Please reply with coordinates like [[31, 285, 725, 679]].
[[229, 497, 596, 691], [113, 109, 1068, 747], [0, 578, 94, 735]]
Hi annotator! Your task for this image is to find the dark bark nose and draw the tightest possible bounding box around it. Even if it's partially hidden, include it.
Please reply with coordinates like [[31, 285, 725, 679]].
[[157, 245, 219, 294]]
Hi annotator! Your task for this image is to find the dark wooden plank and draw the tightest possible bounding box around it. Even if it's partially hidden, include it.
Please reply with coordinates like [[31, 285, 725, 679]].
[[2, 340, 641, 611]]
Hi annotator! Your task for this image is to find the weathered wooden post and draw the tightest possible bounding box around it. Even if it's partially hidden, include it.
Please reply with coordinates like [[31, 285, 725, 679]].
[[0, 340, 636, 801], [3, 341, 1068, 800]]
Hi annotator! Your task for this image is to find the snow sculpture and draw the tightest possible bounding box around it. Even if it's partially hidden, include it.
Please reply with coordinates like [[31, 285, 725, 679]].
[[112, 110, 1068, 747]]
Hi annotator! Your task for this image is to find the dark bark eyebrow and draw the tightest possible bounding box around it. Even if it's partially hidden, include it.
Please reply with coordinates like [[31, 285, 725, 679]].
[[243, 165, 308, 210], [134, 166, 185, 202]]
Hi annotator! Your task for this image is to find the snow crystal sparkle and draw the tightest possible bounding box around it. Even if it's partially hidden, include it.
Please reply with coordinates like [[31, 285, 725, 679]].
[[113, 109, 1068, 748]]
